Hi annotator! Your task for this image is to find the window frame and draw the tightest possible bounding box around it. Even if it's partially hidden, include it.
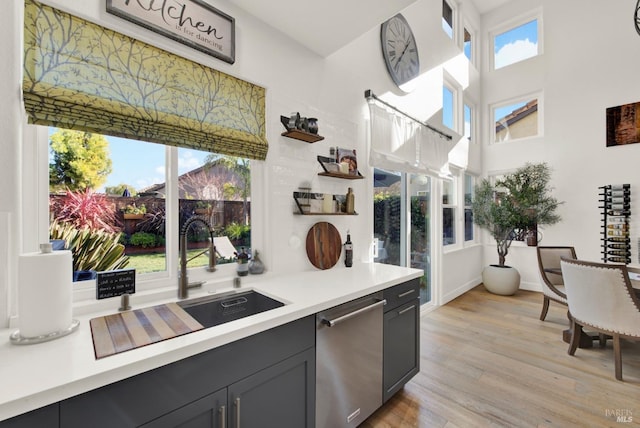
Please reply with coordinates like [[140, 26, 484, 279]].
[[25, 124, 259, 304], [442, 0, 455, 40], [442, 75, 462, 133], [488, 9, 544, 71], [490, 91, 543, 144], [463, 20, 476, 67], [463, 98, 475, 143], [463, 173, 476, 244], [442, 176, 457, 248]]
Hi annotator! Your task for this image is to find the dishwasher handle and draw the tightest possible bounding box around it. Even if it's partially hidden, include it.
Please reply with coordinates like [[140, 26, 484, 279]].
[[321, 299, 386, 327]]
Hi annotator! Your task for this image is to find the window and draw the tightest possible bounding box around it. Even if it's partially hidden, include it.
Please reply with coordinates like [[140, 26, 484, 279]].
[[443, 85, 455, 130], [442, 179, 456, 246], [491, 15, 541, 70], [442, 0, 454, 38], [46, 127, 251, 284], [373, 169, 432, 305], [493, 95, 540, 142], [464, 102, 473, 141], [464, 27, 472, 62], [464, 174, 475, 242]]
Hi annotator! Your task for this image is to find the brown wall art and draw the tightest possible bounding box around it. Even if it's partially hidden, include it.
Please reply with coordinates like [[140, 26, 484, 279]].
[[606, 101, 640, 147]]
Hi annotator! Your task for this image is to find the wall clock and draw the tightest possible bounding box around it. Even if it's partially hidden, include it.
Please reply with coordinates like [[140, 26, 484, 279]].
[[635, 0, 640, 36], [380, 14, 420, 91]]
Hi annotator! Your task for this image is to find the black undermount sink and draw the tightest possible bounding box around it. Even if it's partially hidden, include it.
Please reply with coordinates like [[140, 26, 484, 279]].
[[178, 290, 285, 328]]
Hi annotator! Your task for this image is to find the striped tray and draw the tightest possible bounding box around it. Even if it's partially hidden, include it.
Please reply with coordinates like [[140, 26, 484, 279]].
[[90, 303, 204, 359]]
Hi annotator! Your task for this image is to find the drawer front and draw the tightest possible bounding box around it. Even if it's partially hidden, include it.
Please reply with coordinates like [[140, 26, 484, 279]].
[[384, 278, 420, 311]]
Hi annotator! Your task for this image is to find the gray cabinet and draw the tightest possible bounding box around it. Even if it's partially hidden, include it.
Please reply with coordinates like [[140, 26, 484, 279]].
[[140, 389, 226, 428], [141, 347, 315, 428], [228, 348, 315, 428], [0, 404, 58, 428], [60, 316, 315, 428], [383, 279, 420, 403]]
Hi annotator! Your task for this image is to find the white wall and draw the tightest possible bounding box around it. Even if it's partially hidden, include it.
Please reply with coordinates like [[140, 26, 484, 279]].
[[481, 0, 640, 291], [0, 0, 486, 327]]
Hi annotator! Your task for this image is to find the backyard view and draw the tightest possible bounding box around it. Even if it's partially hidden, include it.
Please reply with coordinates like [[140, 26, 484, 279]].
[[373, 170, 431, 305], [48, 128, 251, 279]]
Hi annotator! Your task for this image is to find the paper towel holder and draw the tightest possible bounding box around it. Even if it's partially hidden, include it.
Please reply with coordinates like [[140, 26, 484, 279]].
[[10, 319, 80, 345]]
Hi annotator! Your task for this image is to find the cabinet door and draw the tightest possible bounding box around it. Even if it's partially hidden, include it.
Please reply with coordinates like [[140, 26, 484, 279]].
[[383, 299, 420, 403], [228, 348, 315, 428], [139, 389, 226, 428], [0, 404, 58, 428]]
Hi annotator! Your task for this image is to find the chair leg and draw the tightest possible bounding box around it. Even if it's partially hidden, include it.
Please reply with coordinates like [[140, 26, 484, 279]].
[[613, 334, 623, 381], [540, 296, 550, 321], [599, 334, 608, 348], [568, 317, 582, 356]]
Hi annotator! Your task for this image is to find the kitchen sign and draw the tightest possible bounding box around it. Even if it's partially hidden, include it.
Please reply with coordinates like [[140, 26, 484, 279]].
[[106, 0, 235, 64]]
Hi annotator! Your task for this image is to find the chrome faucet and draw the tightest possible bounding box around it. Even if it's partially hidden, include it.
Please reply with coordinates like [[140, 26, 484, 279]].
[[179, 216, 217, 299]]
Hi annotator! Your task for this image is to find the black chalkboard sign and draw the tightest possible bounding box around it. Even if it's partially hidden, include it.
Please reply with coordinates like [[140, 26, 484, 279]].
[[96, 269, 136, 299]]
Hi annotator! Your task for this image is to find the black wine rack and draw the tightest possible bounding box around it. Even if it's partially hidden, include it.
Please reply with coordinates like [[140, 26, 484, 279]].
[[599, 184, 631, 264]]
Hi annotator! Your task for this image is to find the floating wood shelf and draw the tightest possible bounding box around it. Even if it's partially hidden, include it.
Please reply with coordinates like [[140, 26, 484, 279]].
[[281, 129, 324, 143], [318, 172, 364, 180]]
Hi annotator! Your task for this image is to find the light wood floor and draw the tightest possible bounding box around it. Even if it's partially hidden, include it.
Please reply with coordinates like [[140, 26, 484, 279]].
[[362, 285, 640, 428]]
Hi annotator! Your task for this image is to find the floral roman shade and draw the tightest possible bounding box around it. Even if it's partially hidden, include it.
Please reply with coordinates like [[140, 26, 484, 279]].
[[23, 0, 268, 160]]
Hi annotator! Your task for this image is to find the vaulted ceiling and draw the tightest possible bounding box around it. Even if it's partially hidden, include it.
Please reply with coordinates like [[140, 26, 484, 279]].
[[225, 0, 512, 57]]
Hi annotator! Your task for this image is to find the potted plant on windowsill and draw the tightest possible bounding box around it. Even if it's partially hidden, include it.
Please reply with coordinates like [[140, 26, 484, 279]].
[[472, 162, 562, 295]]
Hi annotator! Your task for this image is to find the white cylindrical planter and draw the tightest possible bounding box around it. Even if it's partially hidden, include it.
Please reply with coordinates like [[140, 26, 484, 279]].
[[482, 265, 520, 296]]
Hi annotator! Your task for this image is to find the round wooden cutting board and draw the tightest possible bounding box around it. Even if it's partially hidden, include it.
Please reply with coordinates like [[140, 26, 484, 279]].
[[306, 222, 342, 270]]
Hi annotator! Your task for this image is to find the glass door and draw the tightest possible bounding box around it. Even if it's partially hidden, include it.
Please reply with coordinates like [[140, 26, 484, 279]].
[[409, 174, 431, 304], [373, 169, 431, 305]]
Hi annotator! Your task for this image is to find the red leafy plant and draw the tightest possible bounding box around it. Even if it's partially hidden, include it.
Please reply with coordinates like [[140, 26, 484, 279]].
[[51, 189, 119, 233]]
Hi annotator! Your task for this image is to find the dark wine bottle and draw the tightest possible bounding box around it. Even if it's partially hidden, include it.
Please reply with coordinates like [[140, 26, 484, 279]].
[[344, 232, 353, 268]]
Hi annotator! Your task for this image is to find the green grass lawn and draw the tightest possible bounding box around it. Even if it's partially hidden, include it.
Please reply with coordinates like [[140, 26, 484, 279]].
[[127, 249, 210, 274], [126, 249, 236, 274]]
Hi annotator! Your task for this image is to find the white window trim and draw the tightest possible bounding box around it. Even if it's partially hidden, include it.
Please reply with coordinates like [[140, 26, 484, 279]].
[[463, 96, 476, 144], [442, 173, 459, 250], [463, 172, 477, 246], [21, 124, 259, 317], [488, 7, 544, 72], [443, 73, 462, 134], [489, 91, 544, 145], [442, 0, 457, 42], [462, 19, 477, 69]]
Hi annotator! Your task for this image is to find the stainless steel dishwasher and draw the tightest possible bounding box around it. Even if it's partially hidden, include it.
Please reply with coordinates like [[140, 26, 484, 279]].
[[316, 292, 386, 428]]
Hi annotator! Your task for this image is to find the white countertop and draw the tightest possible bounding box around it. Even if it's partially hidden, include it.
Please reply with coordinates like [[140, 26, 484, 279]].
[[0, 263, 422, 421]]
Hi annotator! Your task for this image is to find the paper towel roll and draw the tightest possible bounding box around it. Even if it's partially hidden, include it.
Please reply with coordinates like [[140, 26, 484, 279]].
[[18, 248, 73, 338]]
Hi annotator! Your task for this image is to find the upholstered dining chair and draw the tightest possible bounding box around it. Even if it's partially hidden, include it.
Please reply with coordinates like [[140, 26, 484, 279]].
[[536, 246, 577, 321], [560, 257, 640, 381]]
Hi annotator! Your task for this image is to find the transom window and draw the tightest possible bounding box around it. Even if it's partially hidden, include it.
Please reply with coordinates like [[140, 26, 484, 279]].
[[491, 14, 541, 70], [464, 102, 473, 141], [464, 26, 472, 62], [443, 85, 455, 131], [442, 0, 454, 38], [492, 95, 541, 143]]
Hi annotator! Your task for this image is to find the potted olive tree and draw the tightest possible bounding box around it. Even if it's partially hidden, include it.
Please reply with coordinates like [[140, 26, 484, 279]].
[[472, 162, 562, 295]]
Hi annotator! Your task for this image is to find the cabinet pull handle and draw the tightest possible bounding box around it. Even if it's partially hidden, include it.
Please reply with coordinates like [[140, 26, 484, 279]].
[[235, 397, 241, 428], [398, 305, 415, 315], [398, 289, 416, 298], [219, 405, 226, 428]]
